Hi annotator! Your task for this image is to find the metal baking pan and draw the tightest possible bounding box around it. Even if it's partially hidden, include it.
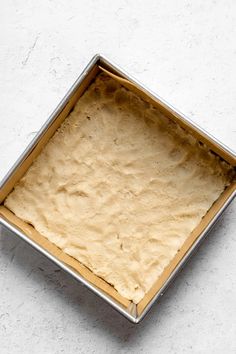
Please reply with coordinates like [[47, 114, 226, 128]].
[[0, 54, 235, 323]]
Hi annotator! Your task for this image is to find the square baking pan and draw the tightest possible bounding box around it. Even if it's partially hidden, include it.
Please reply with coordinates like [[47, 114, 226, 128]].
[[0, 54, 235, 323]]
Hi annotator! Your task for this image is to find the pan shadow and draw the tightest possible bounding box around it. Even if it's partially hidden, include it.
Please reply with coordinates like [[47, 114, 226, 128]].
[[0, 202, 234, 346]]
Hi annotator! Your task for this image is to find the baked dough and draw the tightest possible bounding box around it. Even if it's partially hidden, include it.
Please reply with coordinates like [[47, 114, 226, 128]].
[[4, 73, 233, 303]]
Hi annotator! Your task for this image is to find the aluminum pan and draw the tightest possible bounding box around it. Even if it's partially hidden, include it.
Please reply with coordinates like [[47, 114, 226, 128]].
[[0, 54, 235, 323]]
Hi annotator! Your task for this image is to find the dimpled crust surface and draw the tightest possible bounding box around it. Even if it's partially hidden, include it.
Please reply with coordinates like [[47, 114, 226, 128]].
[[5, 73, 233, 303]]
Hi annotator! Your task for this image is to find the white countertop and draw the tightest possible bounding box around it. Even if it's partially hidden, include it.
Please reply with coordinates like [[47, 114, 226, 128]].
[[0, 1, 235, 353]]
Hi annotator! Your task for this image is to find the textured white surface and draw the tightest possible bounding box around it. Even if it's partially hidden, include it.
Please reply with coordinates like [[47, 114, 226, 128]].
[[0, 1, 235, 353]]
